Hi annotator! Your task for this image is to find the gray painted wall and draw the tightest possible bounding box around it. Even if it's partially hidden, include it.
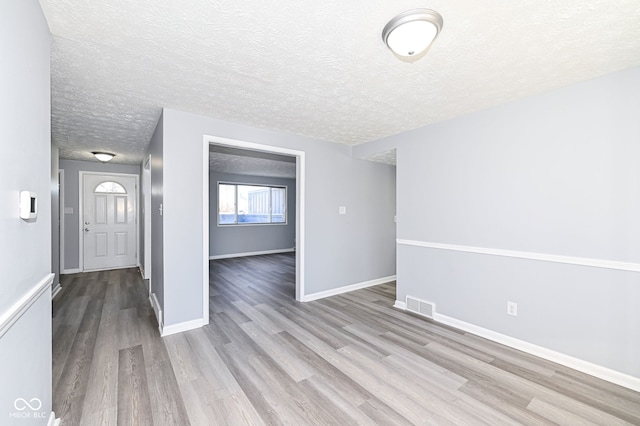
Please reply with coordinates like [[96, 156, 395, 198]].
[[59, 159, 141, 271], [0, 0, 53, 423], [148, 113, 164, 312], [157, 108, 396, 327], [209, 172, 296, 257], [375, 66, 640, 378]]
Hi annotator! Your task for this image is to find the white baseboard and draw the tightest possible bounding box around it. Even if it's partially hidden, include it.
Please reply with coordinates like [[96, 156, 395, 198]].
[[51, 283, 62, 300], [393, 300, 407, 310], [149, 293, 163, 333], [393, 302, 640, 392], [48, 412, 60, 426], [209, 248, 295, 260], [435, 313, 640, 392], [61, 268, 81, 274], [161, 318, 206, 337], [303, 275, 397, 302]]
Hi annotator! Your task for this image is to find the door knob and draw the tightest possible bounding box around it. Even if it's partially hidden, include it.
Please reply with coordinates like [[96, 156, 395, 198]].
[[84, 221, 90, 225], [84, 227, 90, 232]]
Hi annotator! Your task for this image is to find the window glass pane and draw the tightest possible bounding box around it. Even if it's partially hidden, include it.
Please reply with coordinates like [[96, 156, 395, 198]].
[[95, 181, 126, 193], [238, 185, 270, 223], [218, 183, 287, 225], [218, 184, 236, 224], [271, 187, 286, 223]]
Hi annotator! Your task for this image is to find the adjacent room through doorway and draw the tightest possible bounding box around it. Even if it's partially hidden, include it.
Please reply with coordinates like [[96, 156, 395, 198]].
[[205, 139, 303, 321]]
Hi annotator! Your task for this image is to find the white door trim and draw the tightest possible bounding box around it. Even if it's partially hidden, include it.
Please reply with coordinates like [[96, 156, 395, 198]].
[[143, 157, 152, 288], [203, 136, 306, 326], [59, 169, 65, 274], [79, 171, 140, 272]]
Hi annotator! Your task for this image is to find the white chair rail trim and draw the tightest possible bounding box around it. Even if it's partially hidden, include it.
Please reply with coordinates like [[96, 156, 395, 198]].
[[0, 273, 54, 339], [397, 239, 640, 273]]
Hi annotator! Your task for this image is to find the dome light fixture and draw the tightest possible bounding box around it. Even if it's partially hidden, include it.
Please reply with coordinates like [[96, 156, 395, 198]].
[[92, 152, 115, 162], [382, 9, 443, 62]]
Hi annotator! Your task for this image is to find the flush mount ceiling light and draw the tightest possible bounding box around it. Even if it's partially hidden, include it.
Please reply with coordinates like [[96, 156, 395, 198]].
[[382, 9, 443, 62], [92, 152, 115, 162]]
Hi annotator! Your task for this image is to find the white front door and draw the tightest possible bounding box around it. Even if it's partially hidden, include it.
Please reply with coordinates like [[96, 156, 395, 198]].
[[82, 173, 137, 271]]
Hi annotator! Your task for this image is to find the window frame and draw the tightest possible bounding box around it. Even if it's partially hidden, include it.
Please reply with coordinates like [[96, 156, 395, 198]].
[[94, 181, 127, 194], [217, 181, 288, 226]]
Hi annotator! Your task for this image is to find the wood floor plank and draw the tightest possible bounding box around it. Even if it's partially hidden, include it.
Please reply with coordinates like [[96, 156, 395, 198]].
[[216, 340, 305, 425], [299, 375, 375, 425], [345, 325, 467, 388], [358, 397, 415, 426], [139, 318, 190, 426], [79, 300, 119, 424], [118, 307, 141, 350], [117, 344, 153, 426], [275, 303, 352, 350], [183, 330, 264, 425], [338, 340, 499, 425], [52, 256, 640, 426], [176, 379, 214, 426], [51, 323, 76, 390], [527, 396, 625, 426], [79, 406, 117, 426], [144, 360, 191, 426], [248, 352, 355, 426], [380, 331, 539, 409], [232, 299, 284, 334], [53, 297, 103, 425], [460, 333, 558, 378], [302, 336, 456, 424], [276, 330, 375, 406], [459, 380, 556, 425], [507, 360, 640, 424], [163, 333, 200, 385], [239, 320, 316, 382], [53, 268, 189, 426]]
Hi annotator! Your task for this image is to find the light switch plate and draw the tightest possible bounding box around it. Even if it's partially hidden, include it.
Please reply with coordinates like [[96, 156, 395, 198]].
[[339, 206, 346, 215]]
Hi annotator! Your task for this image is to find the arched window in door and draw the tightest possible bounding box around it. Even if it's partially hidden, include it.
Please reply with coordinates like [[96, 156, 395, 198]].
[[94, 181, 127, 194]]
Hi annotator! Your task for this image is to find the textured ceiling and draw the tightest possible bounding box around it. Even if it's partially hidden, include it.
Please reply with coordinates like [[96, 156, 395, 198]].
[[41, 0, 640, 165], [209, 145, 296, 179], [363, 149, 397, 166]]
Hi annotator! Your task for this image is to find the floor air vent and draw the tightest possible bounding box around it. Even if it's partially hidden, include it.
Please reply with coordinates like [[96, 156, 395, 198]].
[[406, 296, 435, 319]]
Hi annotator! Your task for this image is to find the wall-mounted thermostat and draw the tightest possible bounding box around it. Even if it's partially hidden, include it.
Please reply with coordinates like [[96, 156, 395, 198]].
[[20, 191, 37, 220]]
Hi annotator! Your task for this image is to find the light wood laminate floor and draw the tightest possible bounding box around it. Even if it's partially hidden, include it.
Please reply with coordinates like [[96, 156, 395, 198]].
[[53, 253, 640, 425]]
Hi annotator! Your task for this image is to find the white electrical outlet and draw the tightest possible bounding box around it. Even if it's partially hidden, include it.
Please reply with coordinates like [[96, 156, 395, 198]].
[[507, 301, 518, 316]]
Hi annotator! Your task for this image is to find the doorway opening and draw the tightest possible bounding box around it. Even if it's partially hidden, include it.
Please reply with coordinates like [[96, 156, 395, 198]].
[[202, 136, 305, 325], [79, 171, 139, 272]]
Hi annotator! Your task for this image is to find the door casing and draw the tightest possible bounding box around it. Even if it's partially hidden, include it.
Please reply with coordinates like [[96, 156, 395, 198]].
[[79, 171, 140, 272]]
